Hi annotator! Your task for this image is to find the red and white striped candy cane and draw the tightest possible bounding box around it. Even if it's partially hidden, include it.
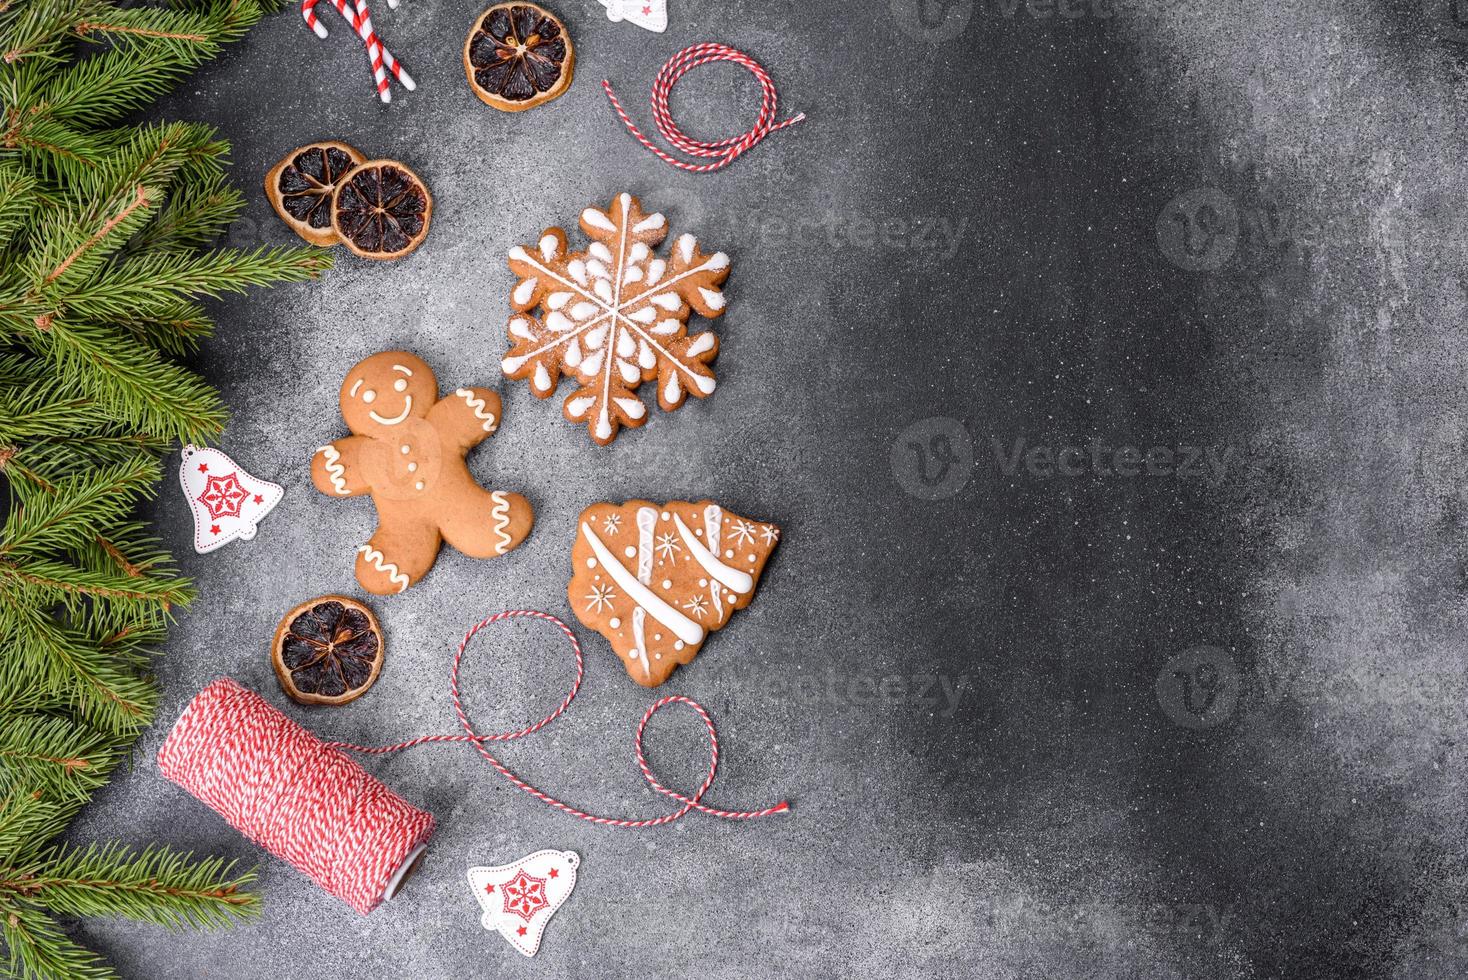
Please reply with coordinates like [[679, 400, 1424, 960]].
[[301, 0, 415, 102], [351, 0, 409, 101], [603, 43, 806, 173], [301, 0, 330, 38]]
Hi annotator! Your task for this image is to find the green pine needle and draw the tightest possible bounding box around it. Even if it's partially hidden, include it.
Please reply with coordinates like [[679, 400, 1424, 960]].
[[0, 455, 159, 558], [11, 844, 260, 930], [1, 899, 119, 980], [0, 714, 121, 802], [0, 2, 327, 974]]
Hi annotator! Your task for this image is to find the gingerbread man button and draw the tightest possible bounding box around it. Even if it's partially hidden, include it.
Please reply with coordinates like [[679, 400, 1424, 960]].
[[311, 351, 533, 594]]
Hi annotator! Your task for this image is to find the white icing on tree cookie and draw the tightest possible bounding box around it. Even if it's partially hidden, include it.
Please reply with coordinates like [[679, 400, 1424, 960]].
[[580, 521, 704, 645], [570, 500, 780, 687]]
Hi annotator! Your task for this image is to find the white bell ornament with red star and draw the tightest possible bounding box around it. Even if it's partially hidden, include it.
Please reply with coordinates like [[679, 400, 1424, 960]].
[[178, 444, 284, 554], [467, 850, 579, 957], [598, 0, 666, 32]]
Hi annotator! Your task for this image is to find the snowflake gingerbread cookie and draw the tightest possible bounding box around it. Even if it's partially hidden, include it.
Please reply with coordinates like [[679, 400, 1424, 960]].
[[501, 192, 730, 445], [570, 500, 779, 686], [310, 351, 533, 595]]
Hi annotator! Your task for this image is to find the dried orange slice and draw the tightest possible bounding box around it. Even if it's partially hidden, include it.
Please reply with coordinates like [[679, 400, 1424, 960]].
[[265, 141, 365, 246], [464, 3, 574, 112], [272, 596, 384, 706], [330, 159, 433, 261]]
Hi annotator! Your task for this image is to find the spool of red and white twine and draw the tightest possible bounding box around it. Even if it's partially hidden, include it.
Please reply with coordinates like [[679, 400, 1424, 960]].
[[603, 43, 806, 172], [158, 678, 434, 915], [158, 611, 788, 914]]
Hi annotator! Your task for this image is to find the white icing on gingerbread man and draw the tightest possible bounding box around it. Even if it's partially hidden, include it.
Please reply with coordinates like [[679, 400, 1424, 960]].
[[311, 351, 533, 595]]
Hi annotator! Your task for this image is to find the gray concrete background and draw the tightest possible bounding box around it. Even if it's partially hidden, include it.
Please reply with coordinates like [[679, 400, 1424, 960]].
[[65, 0, 1468, 976]]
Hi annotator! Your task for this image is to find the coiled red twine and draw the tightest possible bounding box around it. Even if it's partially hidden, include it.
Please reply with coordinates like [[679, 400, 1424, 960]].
[[336, 610, 790, 827], [603, 43, 806, 172], [159, 611, 788, 913], [158, 678, 434, 915]]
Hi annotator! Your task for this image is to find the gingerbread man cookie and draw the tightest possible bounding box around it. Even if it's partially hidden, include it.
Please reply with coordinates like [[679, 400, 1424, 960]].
[[311, 351, 533, 595]]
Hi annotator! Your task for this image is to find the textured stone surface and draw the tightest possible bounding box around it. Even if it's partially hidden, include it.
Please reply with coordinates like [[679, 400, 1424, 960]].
[[70, 0, 1468, 976]]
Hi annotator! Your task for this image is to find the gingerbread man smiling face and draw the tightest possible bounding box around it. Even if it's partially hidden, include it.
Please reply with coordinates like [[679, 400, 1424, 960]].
[[342, 355, 436, 434], [312, 351, 533, 595]]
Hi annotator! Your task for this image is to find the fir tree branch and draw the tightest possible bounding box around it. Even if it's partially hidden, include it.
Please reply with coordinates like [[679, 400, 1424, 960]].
[[0, 455, 158, 558], [91, 536, 142, 579], [0, 451, 57, 495], [74, 20, 209, 45], [0, 790, 50, 869], [0, 163, 37, 250], [66, 245, 331, 319], [70, 122, 220, 223], [0, 390, 97, 442], [2, 435, 173, 488], [0, 556, 192, 611], [39, 185, 152, 289], [0, 897, 117, 980], [127, 173, 243, 256], [0, 609, 156, 734], [0, 687, 67, 720], [0, 116, 106, 182], [110, 302, 214, 356], [0, 782, 75, 872], [0, 353, 45, 387], [6, 845, 259, 930], [33, 1, 263, 126], [19, 318, 229, 443], [0, 2, 298, 970], [0, 0, 97, 66], [0, 714, 120, 801], [18, 184, 159, 315]]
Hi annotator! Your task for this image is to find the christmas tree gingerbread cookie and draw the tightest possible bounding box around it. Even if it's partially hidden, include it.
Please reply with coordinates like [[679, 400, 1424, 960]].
[[311, 351, 533, 595], [569, 500, 779, 686]]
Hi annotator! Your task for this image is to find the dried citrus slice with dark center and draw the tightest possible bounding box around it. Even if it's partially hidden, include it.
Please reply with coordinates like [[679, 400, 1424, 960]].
[[463, 2, 575, 112], [330, 159, 433, 261], [265, 141, 365, 246], [272, 596, 384, 706]]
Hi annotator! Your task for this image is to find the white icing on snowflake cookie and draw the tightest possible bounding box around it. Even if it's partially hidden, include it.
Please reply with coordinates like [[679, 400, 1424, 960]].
[[502, 193, 730, 445]]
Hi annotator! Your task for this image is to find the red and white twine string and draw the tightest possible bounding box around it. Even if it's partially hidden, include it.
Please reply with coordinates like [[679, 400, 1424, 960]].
[[328, 609, 790, 827], [603, 43, 806, 172], [159, 612, 788, 913]]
